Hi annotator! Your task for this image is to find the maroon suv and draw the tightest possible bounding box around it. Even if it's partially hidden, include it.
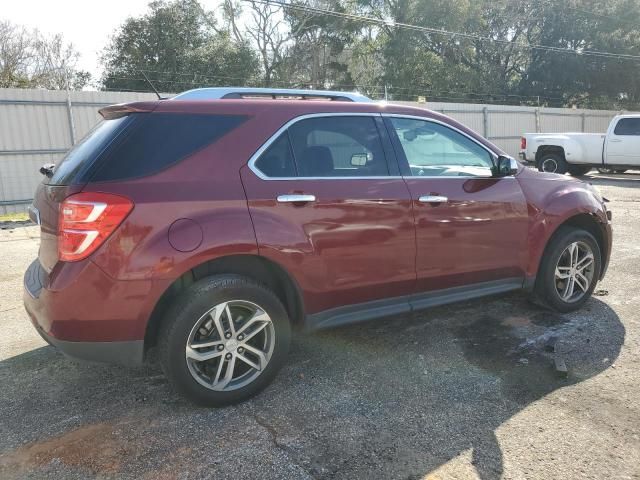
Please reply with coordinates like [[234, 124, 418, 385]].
[[24, 88, 612, 406]]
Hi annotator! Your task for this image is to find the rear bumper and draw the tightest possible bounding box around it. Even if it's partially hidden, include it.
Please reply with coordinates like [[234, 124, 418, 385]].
[[23, 258, 152, 365], [32, 324, 144, 365]]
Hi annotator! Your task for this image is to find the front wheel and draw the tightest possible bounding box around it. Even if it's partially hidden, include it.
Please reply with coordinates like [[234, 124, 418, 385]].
[[159, 275, 291, 407], [537, 153, 568, 174], [535, 227, 601, 312]]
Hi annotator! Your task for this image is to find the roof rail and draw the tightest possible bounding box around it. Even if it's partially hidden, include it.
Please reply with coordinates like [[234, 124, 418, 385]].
[[171, 87, 372, 103]]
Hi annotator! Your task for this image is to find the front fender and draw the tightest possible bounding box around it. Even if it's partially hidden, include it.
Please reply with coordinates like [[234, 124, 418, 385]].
[[517, 170, 608, 278]]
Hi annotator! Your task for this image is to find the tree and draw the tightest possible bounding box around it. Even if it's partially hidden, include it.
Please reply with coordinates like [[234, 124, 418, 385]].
[[101, 0, 259, 92], [225, 0, 297, 87], [0, 20, 90, 90]]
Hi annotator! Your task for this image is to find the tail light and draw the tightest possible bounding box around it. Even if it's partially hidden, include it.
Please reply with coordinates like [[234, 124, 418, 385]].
[[58, 192, 133, 262], [520, 137, 527, 150]]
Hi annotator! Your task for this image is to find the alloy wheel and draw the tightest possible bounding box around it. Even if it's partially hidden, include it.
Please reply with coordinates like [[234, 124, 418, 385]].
[[185, 300, 275, 391], [541, 157, 559, 173], [554, 241, 595, 303]]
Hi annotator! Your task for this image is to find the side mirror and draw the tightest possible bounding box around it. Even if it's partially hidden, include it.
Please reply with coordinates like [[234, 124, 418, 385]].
[[493, 156, 519, 177]]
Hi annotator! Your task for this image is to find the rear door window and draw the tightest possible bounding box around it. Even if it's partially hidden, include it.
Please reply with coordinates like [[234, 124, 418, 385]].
[[89, 113, 248, 182], [288, 116, 389, 177], [254, 132, 297, 177]]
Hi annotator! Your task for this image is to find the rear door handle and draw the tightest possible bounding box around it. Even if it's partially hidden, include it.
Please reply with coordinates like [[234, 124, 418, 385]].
[[277, 194, 316, 203], [418, 195, 448, 203], [609, 138, 622, 143]]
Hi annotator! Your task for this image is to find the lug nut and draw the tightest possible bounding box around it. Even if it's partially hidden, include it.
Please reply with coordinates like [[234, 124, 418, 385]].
[[225, 332, 232, 339], [217, 344, 224, 351], [225, 353, 232, 360], [237, 347, 244, 353], [237, 334, 244, 341]]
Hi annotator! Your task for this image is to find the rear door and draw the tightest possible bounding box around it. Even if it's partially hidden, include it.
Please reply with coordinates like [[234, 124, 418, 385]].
[[383, 115, 529, 297], [241, 114, 417, 323], [606, 117, 640, 166]]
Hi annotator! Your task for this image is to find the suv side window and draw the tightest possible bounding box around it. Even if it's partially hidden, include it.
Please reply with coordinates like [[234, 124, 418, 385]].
[[389, 117, 494, 177], [90, 113, 248, 182], [288, 116, 389, 177], [613, 118, 640, 136], [254, 132, 297, 177]]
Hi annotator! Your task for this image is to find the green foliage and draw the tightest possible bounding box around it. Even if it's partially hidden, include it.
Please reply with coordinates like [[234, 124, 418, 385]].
[[99, 0, 640, 108], [101, 0, 259, 92]]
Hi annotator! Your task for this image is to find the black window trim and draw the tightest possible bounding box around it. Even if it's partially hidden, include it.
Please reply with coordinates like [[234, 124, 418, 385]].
[[248, 113, 402, 180], [382, 114, 506, 179]]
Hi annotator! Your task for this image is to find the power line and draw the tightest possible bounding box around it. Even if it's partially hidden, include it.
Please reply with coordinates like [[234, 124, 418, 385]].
[[243, 0, 640, 61], [105, 72, 566, 103]]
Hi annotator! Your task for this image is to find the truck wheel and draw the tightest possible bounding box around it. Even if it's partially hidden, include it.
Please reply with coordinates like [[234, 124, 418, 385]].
[[615, 169, 628, 174], [159, 274, 291, 407], [597, 167, 627, 174], [567, 165, 592, 177], [537, 153, 567, 174], [535, 226, 601, 313]]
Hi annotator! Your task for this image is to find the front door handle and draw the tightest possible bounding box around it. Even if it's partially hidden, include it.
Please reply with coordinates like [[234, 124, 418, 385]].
[[609, 138, 622, 143], [277, 194, 316, 203], [419, 195, 448, 203]]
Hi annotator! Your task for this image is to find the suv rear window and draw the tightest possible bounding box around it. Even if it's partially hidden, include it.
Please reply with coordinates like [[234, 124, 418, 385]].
[[89, 113, 248, 182], [48, 117, 130, 185], [49, 113, 247, 185]]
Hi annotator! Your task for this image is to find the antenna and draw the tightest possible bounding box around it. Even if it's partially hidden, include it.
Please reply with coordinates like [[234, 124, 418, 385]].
[[140, 71, 164, 100]]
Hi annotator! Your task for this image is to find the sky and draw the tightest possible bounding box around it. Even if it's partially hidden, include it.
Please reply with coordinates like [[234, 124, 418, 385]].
[[2, 0, 153, 80]]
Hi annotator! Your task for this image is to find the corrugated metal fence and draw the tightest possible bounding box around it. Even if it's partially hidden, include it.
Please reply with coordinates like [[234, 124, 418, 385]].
[[0, 88, 632, 214]]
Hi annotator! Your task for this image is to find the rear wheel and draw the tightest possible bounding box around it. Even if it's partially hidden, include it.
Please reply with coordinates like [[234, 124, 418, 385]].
[[567, 165, 592, 177], [537, 153, 567, 174], [535, 227, 601, 312], [159, 275, 291, 406]]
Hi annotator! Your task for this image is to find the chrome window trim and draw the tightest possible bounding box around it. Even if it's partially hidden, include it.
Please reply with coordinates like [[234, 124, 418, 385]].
[[247, 112, 516, 181]]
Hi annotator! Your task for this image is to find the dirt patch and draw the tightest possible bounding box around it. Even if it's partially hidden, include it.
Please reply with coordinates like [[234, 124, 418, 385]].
[[0, 423, 128, 475]]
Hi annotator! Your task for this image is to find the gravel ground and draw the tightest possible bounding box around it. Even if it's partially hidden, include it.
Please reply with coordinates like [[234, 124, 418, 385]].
[[0, 172, 639, 480]]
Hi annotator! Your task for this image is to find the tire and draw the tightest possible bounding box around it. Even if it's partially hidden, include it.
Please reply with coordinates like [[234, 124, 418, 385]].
[[567, 165, 592, 177], [537, 153, 568, 174], [535, 226, 601, 313], [159, 274, 291, 407], [615, 169, 628, 174]]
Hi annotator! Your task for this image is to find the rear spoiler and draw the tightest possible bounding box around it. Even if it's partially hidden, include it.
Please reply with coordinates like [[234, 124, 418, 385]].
[[98, 102, 158, 120]]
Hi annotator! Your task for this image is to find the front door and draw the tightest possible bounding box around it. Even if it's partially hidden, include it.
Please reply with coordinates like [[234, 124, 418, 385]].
[[606, 117, 640, 166], [241, 114, 417, 322], [384, 115, 529, 295]]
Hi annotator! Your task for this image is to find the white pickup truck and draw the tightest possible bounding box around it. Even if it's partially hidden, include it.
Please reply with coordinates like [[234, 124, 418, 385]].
[[519, 114, 640, 176]]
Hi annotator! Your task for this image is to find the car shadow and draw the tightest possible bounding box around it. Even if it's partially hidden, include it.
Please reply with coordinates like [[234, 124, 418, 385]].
[[0, 294, 625, 479], [583, 171, 640, 189]]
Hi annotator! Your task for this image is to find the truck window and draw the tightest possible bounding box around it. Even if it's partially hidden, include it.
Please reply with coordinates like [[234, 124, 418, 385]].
[[613, 118, 640, 136]]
